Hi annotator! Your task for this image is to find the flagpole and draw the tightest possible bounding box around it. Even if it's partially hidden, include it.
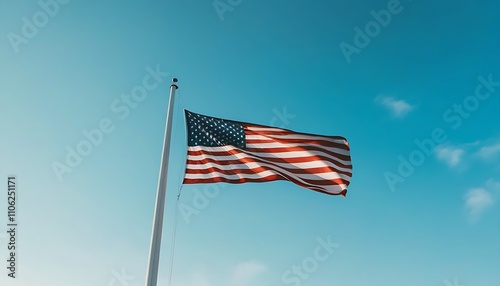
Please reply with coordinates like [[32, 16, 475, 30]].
[[145, 78, 179, 286]]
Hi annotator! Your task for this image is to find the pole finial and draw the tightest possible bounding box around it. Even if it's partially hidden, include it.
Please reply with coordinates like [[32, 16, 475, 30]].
[[171, 78, 179, 89]]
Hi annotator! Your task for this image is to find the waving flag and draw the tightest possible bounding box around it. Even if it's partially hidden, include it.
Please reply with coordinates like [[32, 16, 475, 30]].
[[183, 110, 352, 196]]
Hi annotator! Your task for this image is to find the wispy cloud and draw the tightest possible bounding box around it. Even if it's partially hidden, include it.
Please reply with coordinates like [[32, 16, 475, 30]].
[[486, 179, 500, 192], [191, 273, 212, 286], [435, 145, 464, 167], [178, 261, 266, 286], [435, 139, 500, 168], [375, 95, 414, 117], [178, 271, 212, 286], [475, 142, 500, 160], [232, 261, 267, 286], [464, 188, 494, 221]]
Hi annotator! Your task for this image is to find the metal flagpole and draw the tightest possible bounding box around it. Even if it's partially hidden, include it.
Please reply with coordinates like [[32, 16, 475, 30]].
[[145, 78, 179, 286]]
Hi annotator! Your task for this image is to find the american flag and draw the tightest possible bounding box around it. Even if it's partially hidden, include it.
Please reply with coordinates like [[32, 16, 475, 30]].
[[183, 110, 352, 196]]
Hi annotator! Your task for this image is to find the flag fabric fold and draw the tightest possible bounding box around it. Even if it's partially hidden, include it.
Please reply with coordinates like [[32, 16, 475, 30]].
[[182, 110, 352, 196]]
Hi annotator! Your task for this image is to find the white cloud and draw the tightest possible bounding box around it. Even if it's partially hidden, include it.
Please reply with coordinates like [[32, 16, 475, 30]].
[[435, 145, 464, 167], [190, 273, 212, 286], [475, 143, 500, 160], [177, 271, 212, 286], [231, 261, 267, 286], [464, 188, 494, 221], [486, 179, 500, 192], [375, 95, 414, 117], [434, 139, 500, 168], [178, 261, 267, 286]]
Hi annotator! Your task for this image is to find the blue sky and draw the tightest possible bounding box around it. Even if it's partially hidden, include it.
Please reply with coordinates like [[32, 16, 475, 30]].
[[1, 0, 499, 286]]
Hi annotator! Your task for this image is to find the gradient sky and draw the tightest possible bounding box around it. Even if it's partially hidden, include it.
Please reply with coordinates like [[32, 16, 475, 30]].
[[1, 0, 499, 286]]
